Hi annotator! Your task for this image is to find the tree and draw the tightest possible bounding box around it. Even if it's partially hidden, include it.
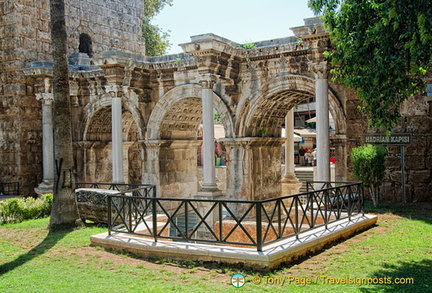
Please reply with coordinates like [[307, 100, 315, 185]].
[[308, 0, 432, 130], [350, 144, 386, 207], [143, 0, 173, 56], [49, 0, 83, 230]]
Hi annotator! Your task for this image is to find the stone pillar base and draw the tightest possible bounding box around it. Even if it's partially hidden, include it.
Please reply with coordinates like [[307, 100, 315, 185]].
[[196, 186, 223, 198], [34, 180, 54, 196], [281, 173, 302, 196], [281, 182, 302, 197]]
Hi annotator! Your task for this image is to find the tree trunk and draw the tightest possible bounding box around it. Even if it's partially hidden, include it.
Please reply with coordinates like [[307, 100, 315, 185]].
[[48, 0, 82, 230]]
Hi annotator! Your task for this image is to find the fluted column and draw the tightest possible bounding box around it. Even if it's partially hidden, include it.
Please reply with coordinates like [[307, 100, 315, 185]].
[[35, 93, 54, 195], [315, 63, 331, 182]]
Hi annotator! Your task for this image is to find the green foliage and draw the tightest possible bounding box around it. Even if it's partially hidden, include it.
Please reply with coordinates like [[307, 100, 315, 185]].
[[239, 42, 257, 50], [258, 127, 268, 136], [0, 194, 53, 224], [143, 0, 173, 56], [350, 144, 386, 206], [309, 0, 432, 130], [214, 113, 222, 124]]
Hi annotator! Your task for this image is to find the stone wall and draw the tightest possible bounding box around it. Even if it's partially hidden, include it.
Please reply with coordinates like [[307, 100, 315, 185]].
[[0, 0, 145, 195], [65, 0, 145, 56], [0, 0, 48, 194], [381, 94, 432, 202]]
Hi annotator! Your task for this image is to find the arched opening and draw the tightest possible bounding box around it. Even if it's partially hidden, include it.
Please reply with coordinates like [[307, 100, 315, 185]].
[[233, 74, 347, 200], [144, 84, 234, 198], [78, 33, 93, 57], [83, 106, 141, 184]]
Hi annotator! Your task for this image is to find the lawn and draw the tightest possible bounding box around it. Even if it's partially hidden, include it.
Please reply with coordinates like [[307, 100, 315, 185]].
[[0, 202, 430, 293]]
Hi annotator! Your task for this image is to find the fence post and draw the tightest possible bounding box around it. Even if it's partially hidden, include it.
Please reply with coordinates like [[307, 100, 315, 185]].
[[128, 193, 132, 232], [256, 202, 263, 252], [347, 185, 352, 221], [185, 201, 189, 240], [295, 196, 299, 240], [108, 196, 112, 235], [152, 197, 157, 242], [309, 191, 314, 228], [218, 202, 223, 242], [324, 189, 328, 230], [360, 183, 365, 216], [277, 199, 282, 238]]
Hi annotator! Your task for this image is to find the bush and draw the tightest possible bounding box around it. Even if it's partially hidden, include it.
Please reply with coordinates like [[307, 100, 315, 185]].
[[350, 144, 387, 207], [0, 194, 53, 224]]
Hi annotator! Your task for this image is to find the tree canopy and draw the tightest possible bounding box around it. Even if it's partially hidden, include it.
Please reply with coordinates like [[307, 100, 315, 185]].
[[309, 0, 432, 130], [143, 0, 173, 56]]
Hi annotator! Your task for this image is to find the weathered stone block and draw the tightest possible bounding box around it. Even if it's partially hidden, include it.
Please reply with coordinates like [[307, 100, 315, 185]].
[[406, 136, 428, 156], [405, 156, 426, 170], [401, 96, 429, 116], [408, 170, 431, 185], [426, 156, 432, 170], [413, 185, 432, 202], [406, 116, 432, 134], [385, 156, 401, 170]]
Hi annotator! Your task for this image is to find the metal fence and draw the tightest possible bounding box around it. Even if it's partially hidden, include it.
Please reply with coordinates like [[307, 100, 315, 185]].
[[0, 182, 20, 196], [107, 181, 364, 251]]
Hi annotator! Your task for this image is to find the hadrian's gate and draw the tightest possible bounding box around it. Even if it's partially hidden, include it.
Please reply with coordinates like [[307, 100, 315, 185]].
[[25, 18, 356, 203]]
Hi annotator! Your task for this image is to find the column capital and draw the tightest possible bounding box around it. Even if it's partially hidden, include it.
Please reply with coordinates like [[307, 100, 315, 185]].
[[36, 93, 53, 105], [310, 61, 329, 79], [105, 84, 129, 98], [197, 73, 218, 89]]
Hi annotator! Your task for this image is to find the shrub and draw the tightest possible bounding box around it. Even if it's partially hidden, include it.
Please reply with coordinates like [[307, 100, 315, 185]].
[[0, 194, 53, 224], [350, 144, 387, 207]]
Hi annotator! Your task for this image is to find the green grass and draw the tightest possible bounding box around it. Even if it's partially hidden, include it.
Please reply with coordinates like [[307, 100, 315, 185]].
[[0, 202, 430, 292]]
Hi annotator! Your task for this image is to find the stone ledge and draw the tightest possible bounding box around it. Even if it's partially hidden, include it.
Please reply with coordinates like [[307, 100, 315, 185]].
[[90, 214, 377, 271]]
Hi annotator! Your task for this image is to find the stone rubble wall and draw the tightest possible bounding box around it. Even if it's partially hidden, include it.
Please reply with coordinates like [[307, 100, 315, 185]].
[[65, 0, 145, 56], [0, 0, 145, 195], [382, 94, 432, 202]]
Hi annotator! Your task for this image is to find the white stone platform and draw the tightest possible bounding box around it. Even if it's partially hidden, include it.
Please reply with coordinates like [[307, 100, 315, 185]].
[[90, 214, 377, 271]]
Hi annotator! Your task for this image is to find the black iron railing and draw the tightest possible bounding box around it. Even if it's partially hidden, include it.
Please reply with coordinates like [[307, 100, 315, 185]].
[[107, 181, 364, 251], [0, 182, 20, 196]]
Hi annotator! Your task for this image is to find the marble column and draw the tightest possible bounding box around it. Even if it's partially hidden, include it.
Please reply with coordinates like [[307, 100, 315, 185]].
[[35, 93, 54, 195], [315, 65, 331, 182], [282, 109, 302, 195], [197, 74, 221, 196], [112, 97, 124, 183]]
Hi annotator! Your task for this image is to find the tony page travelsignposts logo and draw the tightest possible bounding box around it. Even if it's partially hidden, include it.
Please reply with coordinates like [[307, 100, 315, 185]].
[[231, 273, 246, 288]]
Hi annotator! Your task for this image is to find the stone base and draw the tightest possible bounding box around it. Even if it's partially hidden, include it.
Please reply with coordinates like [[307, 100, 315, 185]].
[[90, 214, 378, 271], [196, 186, 224, 199], [34, 180, 53, 196], [281, 182, 302, 197]]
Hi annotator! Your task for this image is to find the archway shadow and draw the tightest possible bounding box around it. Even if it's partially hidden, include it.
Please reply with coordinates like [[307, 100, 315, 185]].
[[359, 259, 432, 293], [0, 229, 71, 276]]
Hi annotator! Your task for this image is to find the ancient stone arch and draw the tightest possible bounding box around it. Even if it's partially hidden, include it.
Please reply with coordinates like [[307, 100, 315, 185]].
[[82, 95, 145, 141], [22, 16, 394, 201], [76, 95, 145, 183], [146, 84, 234, 140], [237, 73, 346, 137]]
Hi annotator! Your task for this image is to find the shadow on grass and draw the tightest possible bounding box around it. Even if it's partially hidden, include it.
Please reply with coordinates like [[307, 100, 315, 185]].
[[0, 229, 71, 276], [364, 201, 432, 225], [360, 259, 432, 293]]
